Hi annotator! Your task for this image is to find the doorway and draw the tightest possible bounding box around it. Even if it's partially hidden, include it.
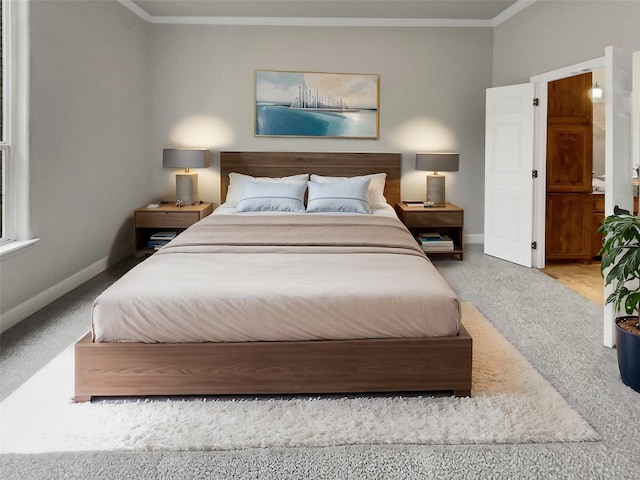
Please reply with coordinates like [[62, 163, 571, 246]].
[[530, 48, 635, 275], [542, 72, 606, 306], [544, 72, 594, 263]]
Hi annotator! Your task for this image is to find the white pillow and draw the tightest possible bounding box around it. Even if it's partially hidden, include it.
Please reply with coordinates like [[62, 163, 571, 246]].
[[226, 172, 309, 207], [236, 179, 307, 213], [306, 179, 371, 214], [310, 173, 387, 209]]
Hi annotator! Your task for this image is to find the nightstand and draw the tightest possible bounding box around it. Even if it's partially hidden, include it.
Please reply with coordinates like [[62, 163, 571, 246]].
[[395, 202, 464, 260], [134, 202, 214, 256]]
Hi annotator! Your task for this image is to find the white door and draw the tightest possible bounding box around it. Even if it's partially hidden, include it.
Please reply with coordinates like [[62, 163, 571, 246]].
[[484, 83, 536, 267]]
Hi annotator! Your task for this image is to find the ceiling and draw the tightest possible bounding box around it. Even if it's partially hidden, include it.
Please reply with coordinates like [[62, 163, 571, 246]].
[[122, 0, 535, 27]]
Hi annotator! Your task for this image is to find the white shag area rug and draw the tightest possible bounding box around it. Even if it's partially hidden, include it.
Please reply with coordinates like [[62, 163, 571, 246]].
[[0, 303, 598, 453]]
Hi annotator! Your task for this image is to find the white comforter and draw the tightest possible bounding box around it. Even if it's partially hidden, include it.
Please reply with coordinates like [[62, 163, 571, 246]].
[[92, 211, 461, 343]]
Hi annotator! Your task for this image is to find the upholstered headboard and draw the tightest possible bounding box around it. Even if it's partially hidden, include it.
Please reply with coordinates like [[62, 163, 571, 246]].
[[219, 151, 401, 206]]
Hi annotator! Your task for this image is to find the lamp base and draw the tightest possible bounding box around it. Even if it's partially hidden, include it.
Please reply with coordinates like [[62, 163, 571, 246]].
[[426, 174, 445, 206], [176, 173, 198, 206]]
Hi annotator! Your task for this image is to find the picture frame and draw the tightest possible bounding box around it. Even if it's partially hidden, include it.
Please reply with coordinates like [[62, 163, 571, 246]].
[[255, 70, 380, 139]]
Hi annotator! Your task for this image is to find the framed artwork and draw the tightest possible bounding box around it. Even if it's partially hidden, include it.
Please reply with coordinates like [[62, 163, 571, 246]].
[[255, 70, 380, 139]]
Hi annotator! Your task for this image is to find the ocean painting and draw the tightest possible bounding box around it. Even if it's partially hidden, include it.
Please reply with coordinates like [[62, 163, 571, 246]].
[[255, 70, 379, 139]]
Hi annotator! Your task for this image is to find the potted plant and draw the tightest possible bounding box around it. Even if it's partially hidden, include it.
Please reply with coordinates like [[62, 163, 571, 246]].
[[599, 209, 640, 392]]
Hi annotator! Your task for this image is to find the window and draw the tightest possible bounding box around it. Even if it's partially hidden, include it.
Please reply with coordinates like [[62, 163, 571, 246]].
[[0, 0, 32, 253], [1, 0, 7, 242]]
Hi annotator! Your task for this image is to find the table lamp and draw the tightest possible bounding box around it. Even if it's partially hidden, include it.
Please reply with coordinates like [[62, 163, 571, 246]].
[[415, 153, 459, 206], [162, 148, 211, 206]]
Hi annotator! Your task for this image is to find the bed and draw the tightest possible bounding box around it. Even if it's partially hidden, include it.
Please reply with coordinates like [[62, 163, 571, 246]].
[[74, 151, 472, 401]]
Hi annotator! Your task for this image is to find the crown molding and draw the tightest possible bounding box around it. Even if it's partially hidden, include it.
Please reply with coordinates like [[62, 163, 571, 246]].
[[491, 0, 538, 27], [150, 16, 492, 27], [119, 0, 537, 28], [119, 0, 154, 22]]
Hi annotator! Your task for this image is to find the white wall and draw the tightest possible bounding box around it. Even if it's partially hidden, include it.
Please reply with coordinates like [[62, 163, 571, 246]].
[[492, 0, 640, 86], [149, 25, 493, 237], [0, 1, 153, 324]]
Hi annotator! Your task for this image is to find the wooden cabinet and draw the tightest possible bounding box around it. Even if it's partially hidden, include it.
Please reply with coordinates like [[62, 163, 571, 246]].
[[395, 202, 464, 260], [134, 202, 214, 256], [545, 193, 592, 262], [546, 125, 593, 193]]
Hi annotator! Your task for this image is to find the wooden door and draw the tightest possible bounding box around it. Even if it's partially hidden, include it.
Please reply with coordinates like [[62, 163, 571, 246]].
[[545, 73, 593, 262]]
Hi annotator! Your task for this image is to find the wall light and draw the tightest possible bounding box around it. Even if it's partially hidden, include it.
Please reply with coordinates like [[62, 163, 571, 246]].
[[162, 148, 211, 206], [592, 82, 603, 100], [415, 153, 459, 206]]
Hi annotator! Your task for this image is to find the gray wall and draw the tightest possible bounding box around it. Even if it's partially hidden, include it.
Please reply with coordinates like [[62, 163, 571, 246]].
[[0, 1, 152, 318], [493, 0, 640, 86], [149, 25, 493, 230]]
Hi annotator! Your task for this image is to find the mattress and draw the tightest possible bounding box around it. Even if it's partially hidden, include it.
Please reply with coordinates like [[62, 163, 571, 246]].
[[92, 211, 461, 343]]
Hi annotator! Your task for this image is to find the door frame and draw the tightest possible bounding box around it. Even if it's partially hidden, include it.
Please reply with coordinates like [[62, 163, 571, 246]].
[[529, 47, 634, 348], [530, 56, 605, 270]]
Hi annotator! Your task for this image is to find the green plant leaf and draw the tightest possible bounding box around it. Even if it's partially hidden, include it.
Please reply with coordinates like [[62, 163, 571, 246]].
[[598, 214, 640, 314], [624, 292, 640, 315]]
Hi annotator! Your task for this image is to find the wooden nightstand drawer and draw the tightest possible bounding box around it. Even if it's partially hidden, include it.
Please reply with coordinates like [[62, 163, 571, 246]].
[[402, 211, 463, 228], [136, 211, 200, 228]]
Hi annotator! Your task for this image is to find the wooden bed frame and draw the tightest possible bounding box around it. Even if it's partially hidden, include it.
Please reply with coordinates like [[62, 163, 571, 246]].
[[74, 152, 472, 402]]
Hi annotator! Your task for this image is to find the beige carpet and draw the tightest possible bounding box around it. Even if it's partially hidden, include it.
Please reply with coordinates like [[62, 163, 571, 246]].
[[0, 303, 598, 453]]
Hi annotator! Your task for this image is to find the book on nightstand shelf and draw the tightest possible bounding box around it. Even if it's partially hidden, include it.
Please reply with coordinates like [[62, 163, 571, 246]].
[[418, 233, 454, 251], [147, 231, 177, 250], [150, 231, 177, 241]]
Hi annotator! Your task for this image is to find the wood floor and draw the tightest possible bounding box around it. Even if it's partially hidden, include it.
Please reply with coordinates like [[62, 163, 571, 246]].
[[540, 262, 604, 306]]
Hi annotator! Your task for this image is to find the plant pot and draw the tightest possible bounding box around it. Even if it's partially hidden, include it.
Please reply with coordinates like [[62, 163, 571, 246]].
[[616, 316, 640, 393]]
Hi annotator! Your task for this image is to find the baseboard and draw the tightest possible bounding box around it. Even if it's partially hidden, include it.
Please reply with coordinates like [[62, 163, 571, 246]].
[[464, 234, 484, 245], [0, 246, 130, 333]]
